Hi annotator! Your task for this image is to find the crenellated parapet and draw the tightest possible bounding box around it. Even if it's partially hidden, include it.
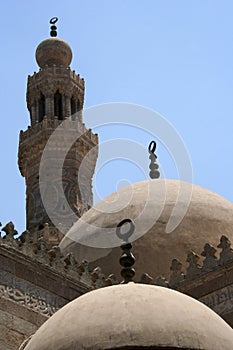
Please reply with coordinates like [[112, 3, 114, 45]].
[[146, 235, 233, 290], [4, 221, 233, 293], [3, 220, 233, 329], [0, 219, 97, 349], [19, 117, 97, 143], [28, 67, 84, 89], [0, 222, 118, 291]]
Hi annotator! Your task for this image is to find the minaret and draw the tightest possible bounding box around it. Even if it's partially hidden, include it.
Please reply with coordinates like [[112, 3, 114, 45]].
[[18, 18, 98, 246]]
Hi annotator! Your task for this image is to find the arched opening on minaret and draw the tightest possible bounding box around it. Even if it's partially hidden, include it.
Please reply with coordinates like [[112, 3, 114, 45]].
[[38, 93, 45, 122], [54, 90, 63, 119], [71, 96, 76, 116]]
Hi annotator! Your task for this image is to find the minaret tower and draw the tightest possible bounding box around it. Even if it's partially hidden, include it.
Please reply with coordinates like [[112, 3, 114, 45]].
[[18, 18, 98, 246]]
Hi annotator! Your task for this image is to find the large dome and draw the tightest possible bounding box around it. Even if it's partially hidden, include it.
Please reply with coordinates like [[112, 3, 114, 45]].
[[60, 179, 233, 279], [24, 283, 233, 350], [36, 37, 72, 68]]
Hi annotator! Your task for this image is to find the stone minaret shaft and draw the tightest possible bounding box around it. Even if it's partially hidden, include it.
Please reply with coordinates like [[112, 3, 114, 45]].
[[18, 27, 98, 246]]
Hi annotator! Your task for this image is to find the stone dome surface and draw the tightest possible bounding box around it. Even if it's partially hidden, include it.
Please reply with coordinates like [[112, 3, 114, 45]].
[[36, 37, 72, 68], [24, 283, 233, 350], [60, 179, 233, 279]]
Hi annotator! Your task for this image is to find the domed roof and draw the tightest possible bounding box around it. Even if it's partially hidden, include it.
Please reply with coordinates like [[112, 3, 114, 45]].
[[60, 179, 233, 279], [36, 37, 72, 68], [24, 283, 233, 350]]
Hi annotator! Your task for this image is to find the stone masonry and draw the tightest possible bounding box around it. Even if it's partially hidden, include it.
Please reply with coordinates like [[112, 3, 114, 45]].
[[18, 52, 98, 246]]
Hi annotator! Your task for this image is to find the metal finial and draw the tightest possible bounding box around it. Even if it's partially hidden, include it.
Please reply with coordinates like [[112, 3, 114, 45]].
[[50, 17, 58, 37], [148, 140, 160, 179], [116, 219, 136, 283]]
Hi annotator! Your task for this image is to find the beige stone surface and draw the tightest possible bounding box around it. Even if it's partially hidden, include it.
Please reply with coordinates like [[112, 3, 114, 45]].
[[0, 310, 37, 335], [24, 283, 233, 350], [19, 35, 98, 236], [60, 179, 233, 279], [0, 309, 37, 350], [36, 37, 72, 68], [0, 242, 91, 350]]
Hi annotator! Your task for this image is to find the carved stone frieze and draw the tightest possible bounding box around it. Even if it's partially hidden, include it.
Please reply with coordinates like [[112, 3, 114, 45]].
[[0, 271, 66, 317], [200, 285, 233, 316]]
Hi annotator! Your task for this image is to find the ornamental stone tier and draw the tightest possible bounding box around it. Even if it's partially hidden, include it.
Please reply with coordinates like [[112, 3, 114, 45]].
[[18, 21, 98, 245]]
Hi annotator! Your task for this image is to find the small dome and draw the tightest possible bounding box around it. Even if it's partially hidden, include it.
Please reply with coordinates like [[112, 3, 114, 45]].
[[36, 37, 72, 68], [60, 179, 233, 279], [24, 283, 233, 350]]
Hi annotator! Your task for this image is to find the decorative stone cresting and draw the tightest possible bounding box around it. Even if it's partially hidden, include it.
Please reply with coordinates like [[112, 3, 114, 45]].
[[201, 243, 218, 272], [1, 222, 233, 291], [186, 251, 202, 280], [169, 259, 185, 287], [0, 222, 118, 290], [218, 235, 233, 265], [156, 235, 233, 289]]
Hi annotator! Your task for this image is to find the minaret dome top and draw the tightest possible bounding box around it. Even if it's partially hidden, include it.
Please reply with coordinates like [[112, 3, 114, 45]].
[[35, 18, 72, 68]]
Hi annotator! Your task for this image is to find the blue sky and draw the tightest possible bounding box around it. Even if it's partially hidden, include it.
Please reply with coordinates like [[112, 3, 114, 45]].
[[1, 1, 233, 233]]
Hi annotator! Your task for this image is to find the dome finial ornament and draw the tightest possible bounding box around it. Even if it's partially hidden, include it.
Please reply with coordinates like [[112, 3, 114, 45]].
[[148, 140, 160, 179], [50, 17, 58, 37], [116, 219, 136, 283], [36, 18, 72, 68]]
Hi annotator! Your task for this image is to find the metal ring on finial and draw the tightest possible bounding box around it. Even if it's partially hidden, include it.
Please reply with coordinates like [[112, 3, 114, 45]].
[[148, 140, 160, 179], [50, 17, 58, 24], [116, 218, 135, 243], [50, 17, 58, 37], [148, 140, 157, 154]]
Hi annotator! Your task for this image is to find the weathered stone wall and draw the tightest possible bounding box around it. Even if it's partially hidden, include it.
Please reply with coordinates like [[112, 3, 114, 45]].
[[0, 224, 117, 350], [0, 304, 43, 350], [18, 117, 98, 237], [0, 236, 89, 349], [18, 63, 98, 239], [176, 261, 233, 327]]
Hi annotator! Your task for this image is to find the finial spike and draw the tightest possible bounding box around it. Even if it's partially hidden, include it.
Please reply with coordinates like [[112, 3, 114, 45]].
[[50, 17, 58, 37], [148, 140, 160, 179], [116, 219, 135, 283]]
